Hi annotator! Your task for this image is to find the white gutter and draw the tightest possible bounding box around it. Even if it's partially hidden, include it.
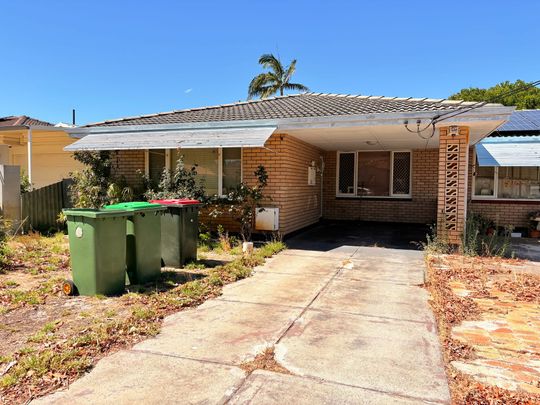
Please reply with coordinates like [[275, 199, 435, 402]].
[[67, 105, 515, 138]]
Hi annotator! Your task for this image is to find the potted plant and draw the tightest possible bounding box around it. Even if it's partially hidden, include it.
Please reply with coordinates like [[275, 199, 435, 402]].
[[528, 210, 540, 238]]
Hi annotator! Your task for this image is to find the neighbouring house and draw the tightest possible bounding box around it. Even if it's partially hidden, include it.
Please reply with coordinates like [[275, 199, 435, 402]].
[[470, 110, 540, 231], [66, 93, 520, 244], [0, 115, 84, 189]]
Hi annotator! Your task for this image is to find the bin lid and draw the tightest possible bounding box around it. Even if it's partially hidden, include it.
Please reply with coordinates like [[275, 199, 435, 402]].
[[103, 202, 165, 212], [150, 199, 201, 206], [63, 208, 131, 219]]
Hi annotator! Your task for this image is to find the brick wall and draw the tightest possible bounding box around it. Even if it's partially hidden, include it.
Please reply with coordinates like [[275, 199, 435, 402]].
[[110, 134, 322, 236], [322, 148, 439, 224], [242, 133, 323, 235], [111, 150, 145, 188]]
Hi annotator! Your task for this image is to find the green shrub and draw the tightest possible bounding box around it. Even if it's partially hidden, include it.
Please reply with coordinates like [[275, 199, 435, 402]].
[[70, 151, 133, 208], [143, 157, 206, 201], [461, 213, 511, 257]]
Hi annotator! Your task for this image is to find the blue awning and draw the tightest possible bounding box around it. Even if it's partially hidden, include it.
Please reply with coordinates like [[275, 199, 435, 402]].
[[476, 136, 540, 167]]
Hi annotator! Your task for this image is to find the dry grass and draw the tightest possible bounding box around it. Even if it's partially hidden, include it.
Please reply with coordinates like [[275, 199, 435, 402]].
[[240, 347, 291, 375], [0, 234, 286, 404]]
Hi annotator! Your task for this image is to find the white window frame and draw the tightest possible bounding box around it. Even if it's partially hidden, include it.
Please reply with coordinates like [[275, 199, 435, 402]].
[[335, 150, 412, 198], [145, 147, 242, 197], [472, 149, 540, 201]]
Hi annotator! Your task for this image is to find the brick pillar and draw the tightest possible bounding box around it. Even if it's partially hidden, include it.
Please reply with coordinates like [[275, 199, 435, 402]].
[[437, 126, 470, 245]]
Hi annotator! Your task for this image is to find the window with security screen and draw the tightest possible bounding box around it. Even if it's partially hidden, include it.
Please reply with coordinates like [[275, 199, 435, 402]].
[[336, 151, 412, 197], [338, 152, 355, 194], [392, 152, 411, 195]]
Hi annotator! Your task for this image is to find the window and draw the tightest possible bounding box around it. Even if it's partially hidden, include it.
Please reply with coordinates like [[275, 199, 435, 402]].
[[148, 149, 166, 184], [338, 152, 355, 194], [147, 147, 242, 196], [336, 151, 412, 197], [222, 148, 242, 194], [474, 160, 540, 200], [172, 148, 219, 195]]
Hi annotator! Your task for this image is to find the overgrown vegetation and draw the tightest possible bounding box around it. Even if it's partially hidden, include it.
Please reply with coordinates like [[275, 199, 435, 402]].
[[460, 213, 511, 257], [70, 151, 133, 208], [0, 232, 286, 404], [422, 213, 512, 257], [20, 170, 32, 194], [208, 165, 270, 241], [143, 157, 206, 201]]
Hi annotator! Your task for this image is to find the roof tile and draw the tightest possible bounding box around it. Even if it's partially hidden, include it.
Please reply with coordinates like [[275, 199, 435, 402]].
[[84, 92, 493, 128]]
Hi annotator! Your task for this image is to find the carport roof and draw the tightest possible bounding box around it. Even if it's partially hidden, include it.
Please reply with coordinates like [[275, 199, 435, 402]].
[[83, 93, 502, 128]]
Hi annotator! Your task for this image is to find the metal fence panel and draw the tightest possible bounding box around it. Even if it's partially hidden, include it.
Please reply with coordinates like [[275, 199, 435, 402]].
[[21, 179, 73, 232]]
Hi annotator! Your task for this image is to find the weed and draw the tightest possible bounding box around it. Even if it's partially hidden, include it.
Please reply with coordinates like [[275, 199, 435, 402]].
[[184, 261, 207, 270], [131, 306, 156, 321], [461, 213, 512, 257], [4, 280, 19, 288], [179, 280, 208, 300], [27, 321, 59, 343]]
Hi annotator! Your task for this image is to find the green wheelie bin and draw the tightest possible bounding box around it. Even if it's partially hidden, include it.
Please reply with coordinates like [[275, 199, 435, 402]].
[[63, 208, 130, 296], [103, 202, 165, 284], [150, 199, 201, 267]]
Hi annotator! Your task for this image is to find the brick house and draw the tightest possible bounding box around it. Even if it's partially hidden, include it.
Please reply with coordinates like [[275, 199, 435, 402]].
[[66, 93, 527, 244]]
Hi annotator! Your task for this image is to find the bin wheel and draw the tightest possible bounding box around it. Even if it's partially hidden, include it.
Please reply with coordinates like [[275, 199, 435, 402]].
[[62, 280, 77, 296]]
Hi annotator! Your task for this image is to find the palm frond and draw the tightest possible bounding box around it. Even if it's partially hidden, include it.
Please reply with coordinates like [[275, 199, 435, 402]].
[[284, 59, 297, 83], [248, 73, 274, 99], [258, 54, 284, 77], [283, 82, 310, 93], [260, 84, 281, 98]]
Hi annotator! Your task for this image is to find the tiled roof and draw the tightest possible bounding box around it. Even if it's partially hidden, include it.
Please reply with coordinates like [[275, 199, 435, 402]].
[[496, 110, 540, 132], [0, 115, 54, 127], [84, 93, 489, 127]]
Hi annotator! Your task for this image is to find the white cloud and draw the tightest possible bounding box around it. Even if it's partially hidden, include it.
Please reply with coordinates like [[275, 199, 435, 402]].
[[184, 88, 193, 94]]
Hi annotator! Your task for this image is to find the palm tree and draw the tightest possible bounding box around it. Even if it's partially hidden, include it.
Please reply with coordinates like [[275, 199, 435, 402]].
[[248, 54, 309, 99]]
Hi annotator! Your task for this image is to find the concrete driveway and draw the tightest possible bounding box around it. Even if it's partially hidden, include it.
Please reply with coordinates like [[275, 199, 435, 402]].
[[36, 232, 450, 404]]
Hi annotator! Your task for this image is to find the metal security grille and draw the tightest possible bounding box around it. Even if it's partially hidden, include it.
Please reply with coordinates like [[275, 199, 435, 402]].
[[392, 152, 411, 195], [338, 153, 355, 194]]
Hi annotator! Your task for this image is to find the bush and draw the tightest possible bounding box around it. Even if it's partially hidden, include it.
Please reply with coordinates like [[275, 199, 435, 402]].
[[207, 165, 270, 242], [70, 151, 133, 208], [20, 170, 32, 194], [422, 224, 452, 255], [461, 213, 511, 257], [143, 157, 206, 201]]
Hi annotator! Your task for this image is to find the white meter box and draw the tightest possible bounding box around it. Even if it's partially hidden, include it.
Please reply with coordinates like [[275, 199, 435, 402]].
[[255, 207, 279, 231]]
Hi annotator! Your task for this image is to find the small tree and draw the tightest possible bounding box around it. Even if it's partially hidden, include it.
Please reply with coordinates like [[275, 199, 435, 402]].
[[143, 157, 206, 201], [210, 165, 269, 242], [70, 151, 133, 208]]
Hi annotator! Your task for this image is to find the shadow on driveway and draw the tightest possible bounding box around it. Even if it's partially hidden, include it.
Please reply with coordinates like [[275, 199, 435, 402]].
[[287, 220, 429, 252]]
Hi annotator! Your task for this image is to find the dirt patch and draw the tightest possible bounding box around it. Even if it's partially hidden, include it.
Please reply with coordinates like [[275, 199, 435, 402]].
[[426, 254, 540, 404], [240, 347, 291, 375], [0, 233, 286, 404]]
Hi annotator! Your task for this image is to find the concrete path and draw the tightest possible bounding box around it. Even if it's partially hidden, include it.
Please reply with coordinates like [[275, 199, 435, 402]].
[[35, 245, 450, 404]]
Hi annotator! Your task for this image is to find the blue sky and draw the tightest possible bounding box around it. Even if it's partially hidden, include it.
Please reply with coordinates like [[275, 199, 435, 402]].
[[2, 0, 539, 125]]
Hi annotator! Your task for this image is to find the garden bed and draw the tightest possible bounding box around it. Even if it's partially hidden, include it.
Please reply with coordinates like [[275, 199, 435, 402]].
[[0, 232, 285, 404], [426, 254, 540, 404]]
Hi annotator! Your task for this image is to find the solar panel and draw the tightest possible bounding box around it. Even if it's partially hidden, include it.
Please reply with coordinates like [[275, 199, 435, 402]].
[[497, 110, 540, 132]]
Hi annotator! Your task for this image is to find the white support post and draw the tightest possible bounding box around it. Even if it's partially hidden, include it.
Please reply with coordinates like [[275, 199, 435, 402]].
[[27, 128, 33, 188]]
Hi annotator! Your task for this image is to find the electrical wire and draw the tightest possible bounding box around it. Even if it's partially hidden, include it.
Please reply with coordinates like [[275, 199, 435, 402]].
[[404, 79, 540, 141]]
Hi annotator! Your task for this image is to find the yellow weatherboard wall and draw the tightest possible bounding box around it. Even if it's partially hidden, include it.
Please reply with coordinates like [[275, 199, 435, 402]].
[[0, 129, 84, 189]]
